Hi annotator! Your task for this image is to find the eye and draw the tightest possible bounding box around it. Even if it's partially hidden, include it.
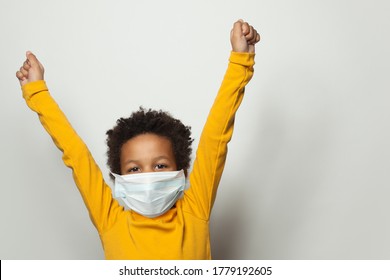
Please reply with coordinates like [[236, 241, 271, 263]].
[[155, 164, 168, 170], [127, 167, 141, 173]]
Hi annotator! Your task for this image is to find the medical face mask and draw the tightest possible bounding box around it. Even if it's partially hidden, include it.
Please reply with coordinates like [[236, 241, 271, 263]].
[[111, 170, 188, 218]]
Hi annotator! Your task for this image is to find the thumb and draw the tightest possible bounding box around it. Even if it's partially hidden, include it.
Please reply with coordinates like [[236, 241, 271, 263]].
[[231, 19, 249, 53], [25, 50, 45, 81], [26, 51, 40, 68], [232, 19, 244, 38]]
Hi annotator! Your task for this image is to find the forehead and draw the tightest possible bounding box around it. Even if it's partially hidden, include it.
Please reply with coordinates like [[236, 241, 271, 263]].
[[120, 133, 174, 161]]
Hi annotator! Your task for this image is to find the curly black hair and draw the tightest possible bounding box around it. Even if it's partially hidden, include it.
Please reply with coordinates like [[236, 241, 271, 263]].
[[106, 107, 193, 179]]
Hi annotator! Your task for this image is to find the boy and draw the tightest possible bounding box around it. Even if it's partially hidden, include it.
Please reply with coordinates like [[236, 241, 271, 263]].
[[16, 19, 260, 259]]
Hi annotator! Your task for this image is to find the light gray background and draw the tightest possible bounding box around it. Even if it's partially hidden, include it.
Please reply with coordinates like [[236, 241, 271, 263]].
[[1, 0, 389, 259]]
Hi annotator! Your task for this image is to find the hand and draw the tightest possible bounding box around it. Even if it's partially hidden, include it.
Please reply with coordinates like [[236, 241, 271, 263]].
[[16, 51, 45, 87], [230, 20, 260, 53]]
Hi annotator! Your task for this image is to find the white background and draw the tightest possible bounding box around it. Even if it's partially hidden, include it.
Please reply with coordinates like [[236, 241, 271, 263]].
[[1, 0, 389, 259]]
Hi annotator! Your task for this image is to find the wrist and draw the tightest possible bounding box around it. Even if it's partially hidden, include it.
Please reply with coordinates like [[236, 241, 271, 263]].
[[22, 80, 48, 100], [229, 52, 255, 67]]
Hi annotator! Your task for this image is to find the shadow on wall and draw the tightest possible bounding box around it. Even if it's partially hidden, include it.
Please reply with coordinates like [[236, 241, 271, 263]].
[[209, 75, 337, 259], [210, 185, 246, 260]]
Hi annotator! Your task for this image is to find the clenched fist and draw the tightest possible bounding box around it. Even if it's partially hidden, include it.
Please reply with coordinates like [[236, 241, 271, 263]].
[[16, 51, 45, 87], [230, 20, 260, 53]]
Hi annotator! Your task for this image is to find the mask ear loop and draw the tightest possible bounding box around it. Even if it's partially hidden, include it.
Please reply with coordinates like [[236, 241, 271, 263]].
[[184, 178, 190, 191]]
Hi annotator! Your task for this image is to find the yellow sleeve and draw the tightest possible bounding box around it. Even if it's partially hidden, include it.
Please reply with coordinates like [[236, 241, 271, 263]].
[[22, 81, 122, 233], [184, 52, 255, 220]]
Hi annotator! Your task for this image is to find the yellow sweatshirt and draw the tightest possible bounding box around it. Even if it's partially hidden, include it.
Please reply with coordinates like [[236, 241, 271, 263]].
[[22, 52, 255, 259]]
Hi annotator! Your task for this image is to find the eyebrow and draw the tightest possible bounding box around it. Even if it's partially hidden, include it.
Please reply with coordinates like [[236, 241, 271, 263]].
[[124, 156, 172, 165]]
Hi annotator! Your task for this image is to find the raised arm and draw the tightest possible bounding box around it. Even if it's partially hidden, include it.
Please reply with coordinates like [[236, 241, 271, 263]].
[[16, 52, 122, 233], [184, 20, 260, 220]]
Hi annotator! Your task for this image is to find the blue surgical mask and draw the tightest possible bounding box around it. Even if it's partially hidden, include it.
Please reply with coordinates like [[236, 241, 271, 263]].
[[112, 170, 188, 218]]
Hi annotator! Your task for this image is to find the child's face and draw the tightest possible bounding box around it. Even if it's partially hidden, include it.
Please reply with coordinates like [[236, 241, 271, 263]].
[[120, 133, 177, 175]]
